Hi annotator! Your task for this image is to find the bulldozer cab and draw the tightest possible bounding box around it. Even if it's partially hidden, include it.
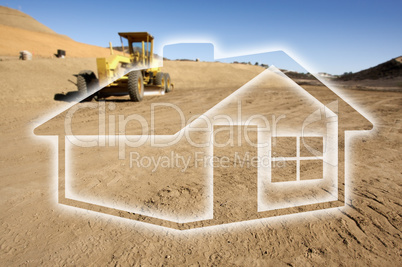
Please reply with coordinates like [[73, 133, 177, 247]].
[[118, 32, 154, 67]]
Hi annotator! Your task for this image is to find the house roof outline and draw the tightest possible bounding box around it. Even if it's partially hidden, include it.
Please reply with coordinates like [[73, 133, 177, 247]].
[[34, 45, 373, 230]]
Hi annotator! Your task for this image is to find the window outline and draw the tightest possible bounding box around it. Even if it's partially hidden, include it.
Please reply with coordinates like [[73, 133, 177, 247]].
[[271, 135, 323, 182]]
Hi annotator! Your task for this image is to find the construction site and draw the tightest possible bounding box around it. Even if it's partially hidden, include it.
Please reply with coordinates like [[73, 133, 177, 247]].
[[0, 5, 401, 266]]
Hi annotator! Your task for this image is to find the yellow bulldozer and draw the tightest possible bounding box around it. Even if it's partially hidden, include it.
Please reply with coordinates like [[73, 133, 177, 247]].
[[77, 32, 172, 102]]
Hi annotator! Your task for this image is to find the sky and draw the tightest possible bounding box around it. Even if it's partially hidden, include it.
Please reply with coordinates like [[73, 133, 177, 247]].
[[1, 0, 401, 74]]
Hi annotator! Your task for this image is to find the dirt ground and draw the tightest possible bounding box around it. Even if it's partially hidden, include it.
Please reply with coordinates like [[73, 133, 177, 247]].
[[0, 6, 120, 58], [0, 57, 401, 266], [0, 5, 401, 265]]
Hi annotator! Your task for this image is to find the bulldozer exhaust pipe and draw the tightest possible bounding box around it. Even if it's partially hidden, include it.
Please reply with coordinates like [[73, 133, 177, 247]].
[[109, 42, 113, 55]]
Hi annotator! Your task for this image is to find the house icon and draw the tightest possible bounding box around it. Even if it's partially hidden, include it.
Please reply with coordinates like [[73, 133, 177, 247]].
[[34, 47, 373, 230]]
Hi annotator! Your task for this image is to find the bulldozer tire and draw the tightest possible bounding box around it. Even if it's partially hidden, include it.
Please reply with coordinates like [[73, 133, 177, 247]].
[[154, 72, 165, 88], [77, 70, 97, 101], [128, 71, 144, 102], [164, 73, 172, 93]]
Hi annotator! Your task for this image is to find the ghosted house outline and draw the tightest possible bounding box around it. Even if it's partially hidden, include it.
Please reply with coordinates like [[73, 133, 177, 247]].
[[34, 47, 373, 230]]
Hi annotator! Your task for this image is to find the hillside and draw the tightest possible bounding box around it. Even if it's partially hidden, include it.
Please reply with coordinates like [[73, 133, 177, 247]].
[[0, 6, 56, 34], [338, 56, 402, 81], [0, 6, 118, 58]]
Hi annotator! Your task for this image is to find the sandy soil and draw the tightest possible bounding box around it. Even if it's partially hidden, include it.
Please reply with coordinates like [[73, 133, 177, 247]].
[[0, 6, 120, 58], [0, 5, 401, 266], [0, 56, 401, 265], [330, 77, 402, 92], [0, 6, 56, 34]]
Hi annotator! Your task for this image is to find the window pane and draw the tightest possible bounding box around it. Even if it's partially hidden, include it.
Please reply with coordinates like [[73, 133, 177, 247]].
[[300, 160, 323, 180], [300, 137, 323, 157], [271, 137, 297, 157], [271, 160, 297, 182]]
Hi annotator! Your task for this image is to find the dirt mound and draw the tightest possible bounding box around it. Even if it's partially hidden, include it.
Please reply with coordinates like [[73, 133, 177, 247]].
[[163, 60, 264, 89], [338, 56, 402, 81], [0, 6, 56, 34], [0, 24, 120, 58], [0, 6, 118, 58]]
